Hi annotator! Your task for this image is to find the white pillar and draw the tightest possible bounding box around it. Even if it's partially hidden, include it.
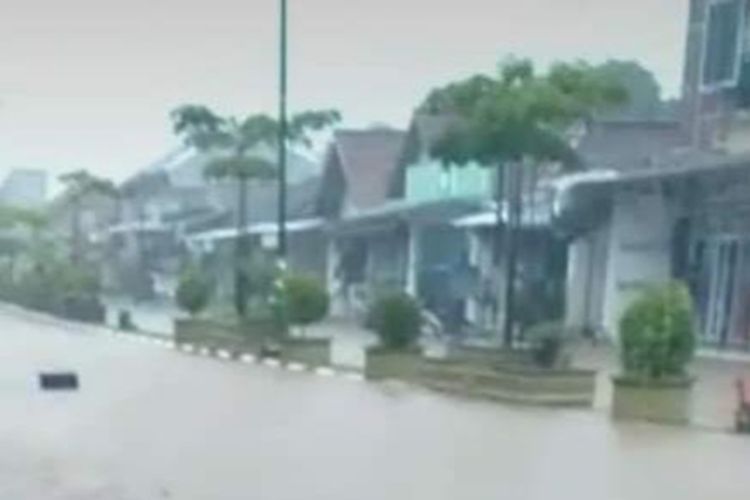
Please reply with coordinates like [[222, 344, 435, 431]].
[[406, 226, 420, 296], [326, 237, 341, 314]]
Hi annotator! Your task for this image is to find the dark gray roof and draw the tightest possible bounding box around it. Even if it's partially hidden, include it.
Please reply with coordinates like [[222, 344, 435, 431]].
[[587, 149, 750, 185], [577, 120, 690, 171], [190, 176, 323, 233], [325, 128, 406, 210], [413, 114, 460, 149]]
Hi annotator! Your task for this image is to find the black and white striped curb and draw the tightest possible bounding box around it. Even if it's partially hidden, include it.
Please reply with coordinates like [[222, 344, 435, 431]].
[[0, 303, 365, 383], [112, 331, 365, 382]]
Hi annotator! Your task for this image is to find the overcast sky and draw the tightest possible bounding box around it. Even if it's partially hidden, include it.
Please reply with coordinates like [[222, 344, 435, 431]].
[[0, 0, 688, 182]]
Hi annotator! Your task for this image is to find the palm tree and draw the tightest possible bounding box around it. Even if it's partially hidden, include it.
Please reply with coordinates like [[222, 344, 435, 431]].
[[59, 170, 118, 264], [171, 105, 339, 318]]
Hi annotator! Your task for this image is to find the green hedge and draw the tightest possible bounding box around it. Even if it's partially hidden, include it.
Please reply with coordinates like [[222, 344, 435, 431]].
[[283, 274, 329, 328], [619, 282, 695, 380], [176, 263, 212, 316], [369, 293, 421, 350]]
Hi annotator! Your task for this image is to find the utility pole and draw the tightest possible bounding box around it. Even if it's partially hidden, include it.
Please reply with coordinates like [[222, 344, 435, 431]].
[[503, 161, 523, 348], [273, 0, 290, 335], [277, 0, 289, 261]]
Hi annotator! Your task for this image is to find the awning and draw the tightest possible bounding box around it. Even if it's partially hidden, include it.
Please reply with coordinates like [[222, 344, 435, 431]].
[[186, 218, 323, 244], [107, 220, 170, 234], [332, 197, 487, 235], [451, 197, 554, 228]]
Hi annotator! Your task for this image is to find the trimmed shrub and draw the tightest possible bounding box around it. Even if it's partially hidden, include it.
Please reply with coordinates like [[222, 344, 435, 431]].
[[176, 264, 212, 317], [370, 293, 421, 350], [619, 282, 696, 380], [284, 274, 329, 329]]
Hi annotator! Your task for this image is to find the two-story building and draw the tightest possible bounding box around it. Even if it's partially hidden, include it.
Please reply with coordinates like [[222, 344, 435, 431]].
[[561, 0, 750, 349]]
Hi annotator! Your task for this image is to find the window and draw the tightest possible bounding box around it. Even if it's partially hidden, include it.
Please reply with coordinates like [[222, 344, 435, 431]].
[[702, 0, 746, 88]]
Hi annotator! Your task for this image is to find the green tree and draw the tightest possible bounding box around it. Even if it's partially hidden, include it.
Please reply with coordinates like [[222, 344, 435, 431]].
[[171, 105, 340, 318], [422, 57, 626, 346], [595, 60, 665, 120], [59, 170, 118, 264], [0, 205, 48, 285]]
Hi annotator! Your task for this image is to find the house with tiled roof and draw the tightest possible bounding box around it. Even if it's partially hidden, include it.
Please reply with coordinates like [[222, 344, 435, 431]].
[[559, 0, 750, 349], [108, 143, 320, 300], [318, 128, 407, 217], [317, 127, 409, 316], [318, 118, 564, 334], [390, 114, 494, 202]]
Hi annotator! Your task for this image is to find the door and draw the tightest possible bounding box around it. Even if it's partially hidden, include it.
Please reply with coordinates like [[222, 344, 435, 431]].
[[730, 241, 750, 347], [704, 238, 740, 345]]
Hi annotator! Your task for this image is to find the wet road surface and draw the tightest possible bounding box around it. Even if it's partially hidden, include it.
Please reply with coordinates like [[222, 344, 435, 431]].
[[1, 304, 749, 499]]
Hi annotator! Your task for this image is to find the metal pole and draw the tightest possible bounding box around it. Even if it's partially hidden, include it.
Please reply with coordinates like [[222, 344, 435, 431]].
[[277, 0, 288, 260], [236, 176, 249, 318], [503, 162, 522, 348]]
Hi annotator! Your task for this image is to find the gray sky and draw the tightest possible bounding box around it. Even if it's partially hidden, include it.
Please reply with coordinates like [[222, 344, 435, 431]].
[[0, 0, 688, 182]]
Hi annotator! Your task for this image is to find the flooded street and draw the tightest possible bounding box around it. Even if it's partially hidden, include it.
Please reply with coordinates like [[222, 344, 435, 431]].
[[1, 304, 748, 499]]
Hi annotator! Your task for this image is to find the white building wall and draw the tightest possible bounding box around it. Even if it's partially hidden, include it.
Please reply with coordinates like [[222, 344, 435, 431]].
[[566, 221, 611, 334], [465, 227, 503, 332], [600, 186, 673, 337]]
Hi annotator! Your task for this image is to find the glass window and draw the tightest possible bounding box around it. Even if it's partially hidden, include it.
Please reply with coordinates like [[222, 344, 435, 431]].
[[703, 0, 745, 88]]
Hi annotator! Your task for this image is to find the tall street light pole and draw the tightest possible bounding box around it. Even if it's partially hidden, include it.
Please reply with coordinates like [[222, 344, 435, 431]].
[[277, 0, 289, 262]]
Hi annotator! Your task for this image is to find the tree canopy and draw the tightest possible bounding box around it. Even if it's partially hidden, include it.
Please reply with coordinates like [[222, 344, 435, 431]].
[[0, 205, 47, 231], [595, 60, 667, 120], [59, 170, 118, 201], [170, 105, 341, 181], [420, 57, 628, 169]]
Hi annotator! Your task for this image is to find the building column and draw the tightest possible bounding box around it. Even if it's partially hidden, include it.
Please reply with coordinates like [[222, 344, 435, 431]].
[[326, 236, 342, 315], [406, 225, 420, 297]]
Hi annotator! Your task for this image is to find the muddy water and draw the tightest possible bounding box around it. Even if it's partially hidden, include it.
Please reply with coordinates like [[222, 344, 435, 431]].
[[0, 305, 748, 499]]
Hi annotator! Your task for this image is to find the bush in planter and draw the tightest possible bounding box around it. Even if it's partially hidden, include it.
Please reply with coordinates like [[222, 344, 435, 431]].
[[283, 274, 329, 334], [613, 282, 697, 424], [619, 282, 696, 380], [370, 293, 421, 350], [176, 264, 212, 317]]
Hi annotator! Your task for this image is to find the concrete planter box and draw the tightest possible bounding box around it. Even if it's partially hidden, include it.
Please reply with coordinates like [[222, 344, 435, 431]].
[[419, 359, 596, 407], [612, 376, 694, 425], [281, 337, 331, 367], [447, 345, 532, 367], [174, 318, 274, 356], [365, 347, 423, 381]]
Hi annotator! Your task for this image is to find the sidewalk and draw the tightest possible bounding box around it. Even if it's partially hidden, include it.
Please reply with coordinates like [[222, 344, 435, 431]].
[[99, 298, 750, 431]]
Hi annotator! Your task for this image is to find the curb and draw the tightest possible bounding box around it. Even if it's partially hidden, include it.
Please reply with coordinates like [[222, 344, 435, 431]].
[[113, 330, 365, 383], [0, 303, 364, 383]]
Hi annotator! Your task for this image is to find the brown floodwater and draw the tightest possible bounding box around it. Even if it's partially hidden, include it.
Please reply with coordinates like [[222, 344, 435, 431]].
[[0, 304, 748, 499]]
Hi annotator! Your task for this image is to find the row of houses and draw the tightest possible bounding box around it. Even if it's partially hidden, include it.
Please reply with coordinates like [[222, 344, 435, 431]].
[[64, 0, 750, 349]]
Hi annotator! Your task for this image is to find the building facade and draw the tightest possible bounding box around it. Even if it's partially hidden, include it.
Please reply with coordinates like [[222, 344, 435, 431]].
[[0, 169, 47, 208], [563, 0, 750, 348]]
